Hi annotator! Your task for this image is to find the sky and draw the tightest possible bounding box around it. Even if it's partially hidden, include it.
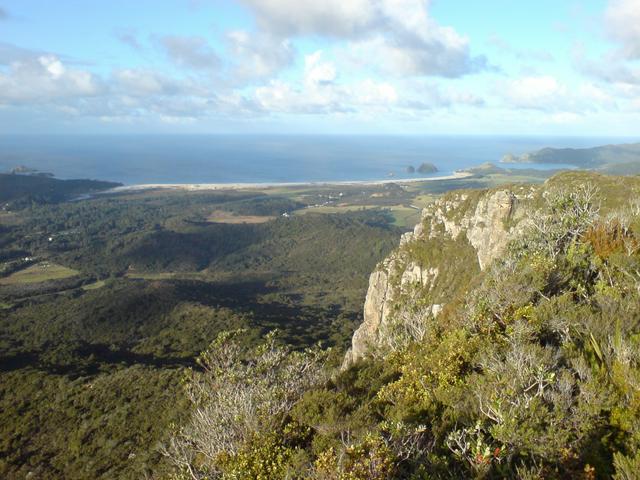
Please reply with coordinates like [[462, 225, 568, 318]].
[[0, 0, 639, 135]]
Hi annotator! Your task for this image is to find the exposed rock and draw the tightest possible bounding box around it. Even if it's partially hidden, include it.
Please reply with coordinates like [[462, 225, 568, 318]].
[[342, 263, 394, 368], [400, 263, 438, 291], [343, 186, 535, 367], [466, 190, 516, 269]]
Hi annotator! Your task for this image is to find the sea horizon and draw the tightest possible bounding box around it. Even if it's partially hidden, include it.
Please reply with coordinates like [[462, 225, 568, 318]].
[[1, 134, 636, 185]]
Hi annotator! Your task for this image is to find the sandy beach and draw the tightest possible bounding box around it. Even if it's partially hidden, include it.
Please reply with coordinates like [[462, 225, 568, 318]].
[[107, 171, 474, 193]]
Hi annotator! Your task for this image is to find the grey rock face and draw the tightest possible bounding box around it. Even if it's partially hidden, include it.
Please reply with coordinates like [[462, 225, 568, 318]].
[[344, 188, 530, 367], [466, 190, 516, 270]]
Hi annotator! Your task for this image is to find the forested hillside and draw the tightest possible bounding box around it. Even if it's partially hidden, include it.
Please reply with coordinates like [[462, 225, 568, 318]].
[[3, 172, 640, 479], [0, 173, 120, 207], [503, 143, 640, 174], [164, 172, 640, 479], [0, 186, 403, 479]]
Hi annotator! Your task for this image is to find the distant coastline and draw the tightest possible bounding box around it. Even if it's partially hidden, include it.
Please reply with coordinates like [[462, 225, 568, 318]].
[[107, 171, 474, 193], [1, 135, 624, 186]]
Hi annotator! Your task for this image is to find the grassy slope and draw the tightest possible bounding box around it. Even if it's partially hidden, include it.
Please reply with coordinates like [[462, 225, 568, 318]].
[[0, 262, 79, 285]]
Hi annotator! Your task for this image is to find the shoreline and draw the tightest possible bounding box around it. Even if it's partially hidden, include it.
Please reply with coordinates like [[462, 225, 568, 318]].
[[107, 171, 474, 193]]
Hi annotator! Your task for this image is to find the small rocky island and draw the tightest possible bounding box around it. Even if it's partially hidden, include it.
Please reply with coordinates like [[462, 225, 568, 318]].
[[417, 162, 438, 174], [405, 163, 439, 174]]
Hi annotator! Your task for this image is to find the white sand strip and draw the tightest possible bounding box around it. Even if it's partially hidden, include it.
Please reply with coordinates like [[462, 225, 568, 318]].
[[107, 171, 474, 193]]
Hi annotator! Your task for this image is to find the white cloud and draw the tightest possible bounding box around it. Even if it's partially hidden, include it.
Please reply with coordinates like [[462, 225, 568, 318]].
[[348, 33, 483, 78], [503, 75, 564, 109], [353, 79, 398, 105], [0, 42, 49, 65], [225, 30, 294, 81], [239, 0, 486, 78], [238, 0, 375, 37], [550, 112, 581, 124], [401, 79, 485, 110], [254, 52, 398, 115], [0, 42, 268, 123], [115, 29, 142, 50], [255, 78, 392, 115], [0, 3, 492, 126], [304, 51, 337, 86], [606, 0, 640, 59], [487, 34, 554, 62], [576, 51, 640, 86], [577, 83, 615, 107], [0, 39, 485, 122], [571, 1, 640, 98], [501, 74, 621, 114], [158, 35, 220, 70], [0, 55, 102, 104], [113, 69, 183, 96], [255, 79, 350, 115]]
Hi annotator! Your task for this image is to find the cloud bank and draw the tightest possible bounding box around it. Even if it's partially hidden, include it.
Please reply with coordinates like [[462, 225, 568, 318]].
[[239, 0, 487, 78], [0, 0, 638, 133]]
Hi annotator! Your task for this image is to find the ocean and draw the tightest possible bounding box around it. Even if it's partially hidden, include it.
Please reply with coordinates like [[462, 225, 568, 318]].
[[0, 135, 633, 185]]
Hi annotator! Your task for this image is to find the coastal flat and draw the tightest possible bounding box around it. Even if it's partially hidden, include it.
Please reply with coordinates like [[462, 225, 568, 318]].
[[106, 171, 474, 194]]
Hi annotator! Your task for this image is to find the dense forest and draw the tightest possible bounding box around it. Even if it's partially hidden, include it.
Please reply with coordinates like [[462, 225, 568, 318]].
[[0, 173, 120, 207], [3, 172, 640, 479], [0, 182, 404, 478], [159, 173, 640, 479]]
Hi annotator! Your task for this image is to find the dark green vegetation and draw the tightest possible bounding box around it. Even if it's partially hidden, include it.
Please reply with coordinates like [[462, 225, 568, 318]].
[[167, 172, 640, 479], [0, 173, 120, 208], [0, 181, 409, 479], [503, 142, 640, 174], [0, 166, 633, 479]]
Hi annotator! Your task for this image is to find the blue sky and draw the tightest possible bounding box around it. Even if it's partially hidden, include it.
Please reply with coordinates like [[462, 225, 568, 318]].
[[0, 0, 638, 135]]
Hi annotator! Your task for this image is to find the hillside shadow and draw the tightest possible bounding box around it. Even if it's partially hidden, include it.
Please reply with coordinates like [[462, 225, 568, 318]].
[[0, 345, 196, 377], [168, 278, 349, 346], [1, 277, 354, 377]]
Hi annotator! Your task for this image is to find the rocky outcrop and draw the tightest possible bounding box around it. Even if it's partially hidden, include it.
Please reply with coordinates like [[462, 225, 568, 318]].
[[343, 187, 535, 367], [466, 190, 517, 269], [347, 267, 393, 363], [424, 190, 520, 269]]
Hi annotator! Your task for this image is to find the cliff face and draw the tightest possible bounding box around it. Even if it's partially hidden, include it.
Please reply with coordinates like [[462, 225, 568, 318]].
[[344, 185, 538, 366]]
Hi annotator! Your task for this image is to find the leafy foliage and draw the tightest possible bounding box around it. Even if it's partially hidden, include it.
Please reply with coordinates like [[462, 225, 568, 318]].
[[5, 172, 640, 478], [169, 178, 640, 479], [0, 173, 119, 207], [162, 331, 328, 479], [0, 186, 402, 479]]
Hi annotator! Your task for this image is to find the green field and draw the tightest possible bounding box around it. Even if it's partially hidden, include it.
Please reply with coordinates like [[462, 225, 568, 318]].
[[388, 206, 421, 227], [124, 272, 179, 280], [81, 280, 107, 290], [0, 262, 79, 285], [293, 204, 379, 215]]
